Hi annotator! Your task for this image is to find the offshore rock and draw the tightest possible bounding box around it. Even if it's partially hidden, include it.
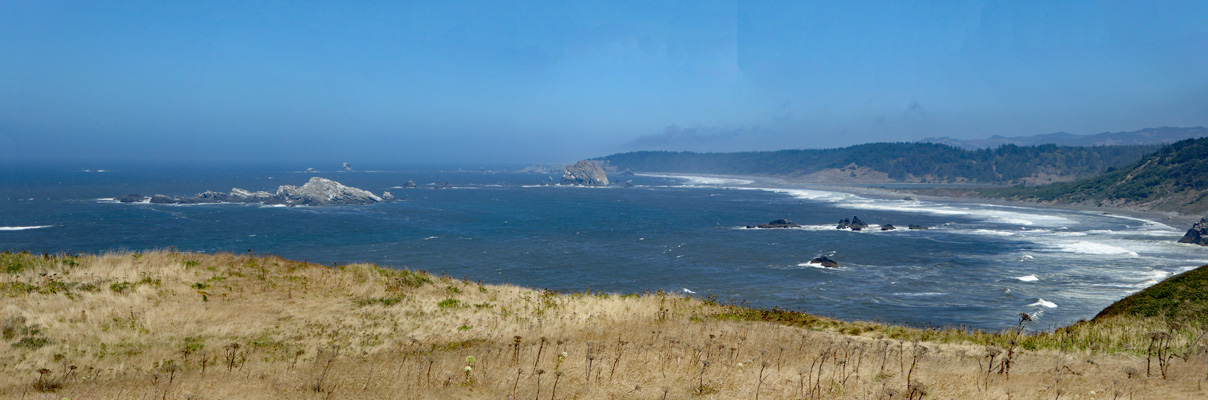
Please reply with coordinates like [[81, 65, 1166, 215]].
[[881, 224, 896, 231], [1178, 217, 1208, 246], [118, 194, 146, 203], [809, 256, 840, 268], [748, 219, 800, 229], [276, 177, 383, 205], [403, 179, 417, 188], [561, 161, 609, 186], [908, 224, 929, 230], [837, 216, 868, 231], [131, 177, 389, 206], [519, 164, 560, 174]]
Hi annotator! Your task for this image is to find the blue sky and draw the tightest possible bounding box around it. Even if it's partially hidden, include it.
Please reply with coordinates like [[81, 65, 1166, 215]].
[[2, 1, 1206, 165]]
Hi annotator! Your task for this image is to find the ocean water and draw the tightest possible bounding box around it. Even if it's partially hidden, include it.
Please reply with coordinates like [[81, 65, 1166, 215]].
[[3, 164, 1205, 331]]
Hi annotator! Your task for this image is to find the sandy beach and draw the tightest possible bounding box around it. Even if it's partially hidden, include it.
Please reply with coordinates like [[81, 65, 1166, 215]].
[[639, 172, 1203, 230]]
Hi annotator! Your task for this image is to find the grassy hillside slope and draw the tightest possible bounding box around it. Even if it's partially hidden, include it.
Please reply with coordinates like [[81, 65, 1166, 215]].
[[1095, 264, 1208, 326], [1, 251, 1206, 399]]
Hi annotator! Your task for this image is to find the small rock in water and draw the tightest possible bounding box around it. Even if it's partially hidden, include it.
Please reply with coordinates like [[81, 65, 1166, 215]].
[[748, 219, 800, 229], [837, 216, 868, 230], [809, 256, 840, 268]]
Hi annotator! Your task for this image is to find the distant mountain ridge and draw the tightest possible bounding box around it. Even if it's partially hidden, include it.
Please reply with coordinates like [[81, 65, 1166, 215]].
[[596, 142, 1158, 185], [984, 137, 1208, 214], [921, 127, 1208, 149]]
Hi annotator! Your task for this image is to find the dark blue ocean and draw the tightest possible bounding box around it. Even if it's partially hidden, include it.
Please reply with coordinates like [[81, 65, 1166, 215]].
[[3, 163, 1205, 331]]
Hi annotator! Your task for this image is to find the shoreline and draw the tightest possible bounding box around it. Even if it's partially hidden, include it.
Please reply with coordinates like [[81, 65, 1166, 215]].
[[639, 172, 1201, 229]]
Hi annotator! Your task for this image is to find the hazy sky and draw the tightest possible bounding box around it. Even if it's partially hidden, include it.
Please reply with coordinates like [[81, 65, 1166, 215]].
[[2, 1, 1206, 165]]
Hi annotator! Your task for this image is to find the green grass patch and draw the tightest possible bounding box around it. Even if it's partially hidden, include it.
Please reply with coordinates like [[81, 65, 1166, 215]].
[[12, 336, 49, 350], [1094, 264, 1208, 327]]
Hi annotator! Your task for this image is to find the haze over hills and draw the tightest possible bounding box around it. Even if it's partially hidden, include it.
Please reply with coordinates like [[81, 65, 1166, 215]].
[[920, 126, 1208, 149]]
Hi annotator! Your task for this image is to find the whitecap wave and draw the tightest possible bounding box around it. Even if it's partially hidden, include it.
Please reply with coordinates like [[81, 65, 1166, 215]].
[[0, 225, 52, 231], [1050, 241, 1139, 257], [1086, 229, 1181, 237], [682, 288, 696, 294], [798, 262, 836, 269], [892, 292, 946, 296], [1104, 214, 1177, 231], [640, 173, 755, 186], [1015, 275, 1039, 282], [1028, 299, 1058, 308]]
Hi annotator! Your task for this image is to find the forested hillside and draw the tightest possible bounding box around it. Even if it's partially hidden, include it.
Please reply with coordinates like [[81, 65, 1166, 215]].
[[597, 142, 1158, 184], [984, 137, 1208, 214]]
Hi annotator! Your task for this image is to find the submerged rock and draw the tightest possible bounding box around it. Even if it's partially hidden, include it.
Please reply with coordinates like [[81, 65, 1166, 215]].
[[748, 219, 800, 229], [809, 256, 840, 268], [1178, 217, 1208, 246], [908, 224, 929, 230], [560, 161, 609, 186], [127, 177, 391, 206]]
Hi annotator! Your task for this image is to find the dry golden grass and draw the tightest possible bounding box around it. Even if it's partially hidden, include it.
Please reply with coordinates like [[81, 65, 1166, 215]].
[[1, 250, 1206, 399]]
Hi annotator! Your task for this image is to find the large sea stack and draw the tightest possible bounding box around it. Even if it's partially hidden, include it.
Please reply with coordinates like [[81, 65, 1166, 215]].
[[1178, 217, 1208, 246], [560, 160, 610, 186]]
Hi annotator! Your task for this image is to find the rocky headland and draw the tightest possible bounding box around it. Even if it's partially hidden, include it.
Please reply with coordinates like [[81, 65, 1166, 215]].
[[119, 177, 392, 206], [1178, 217, 1208, 246]]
